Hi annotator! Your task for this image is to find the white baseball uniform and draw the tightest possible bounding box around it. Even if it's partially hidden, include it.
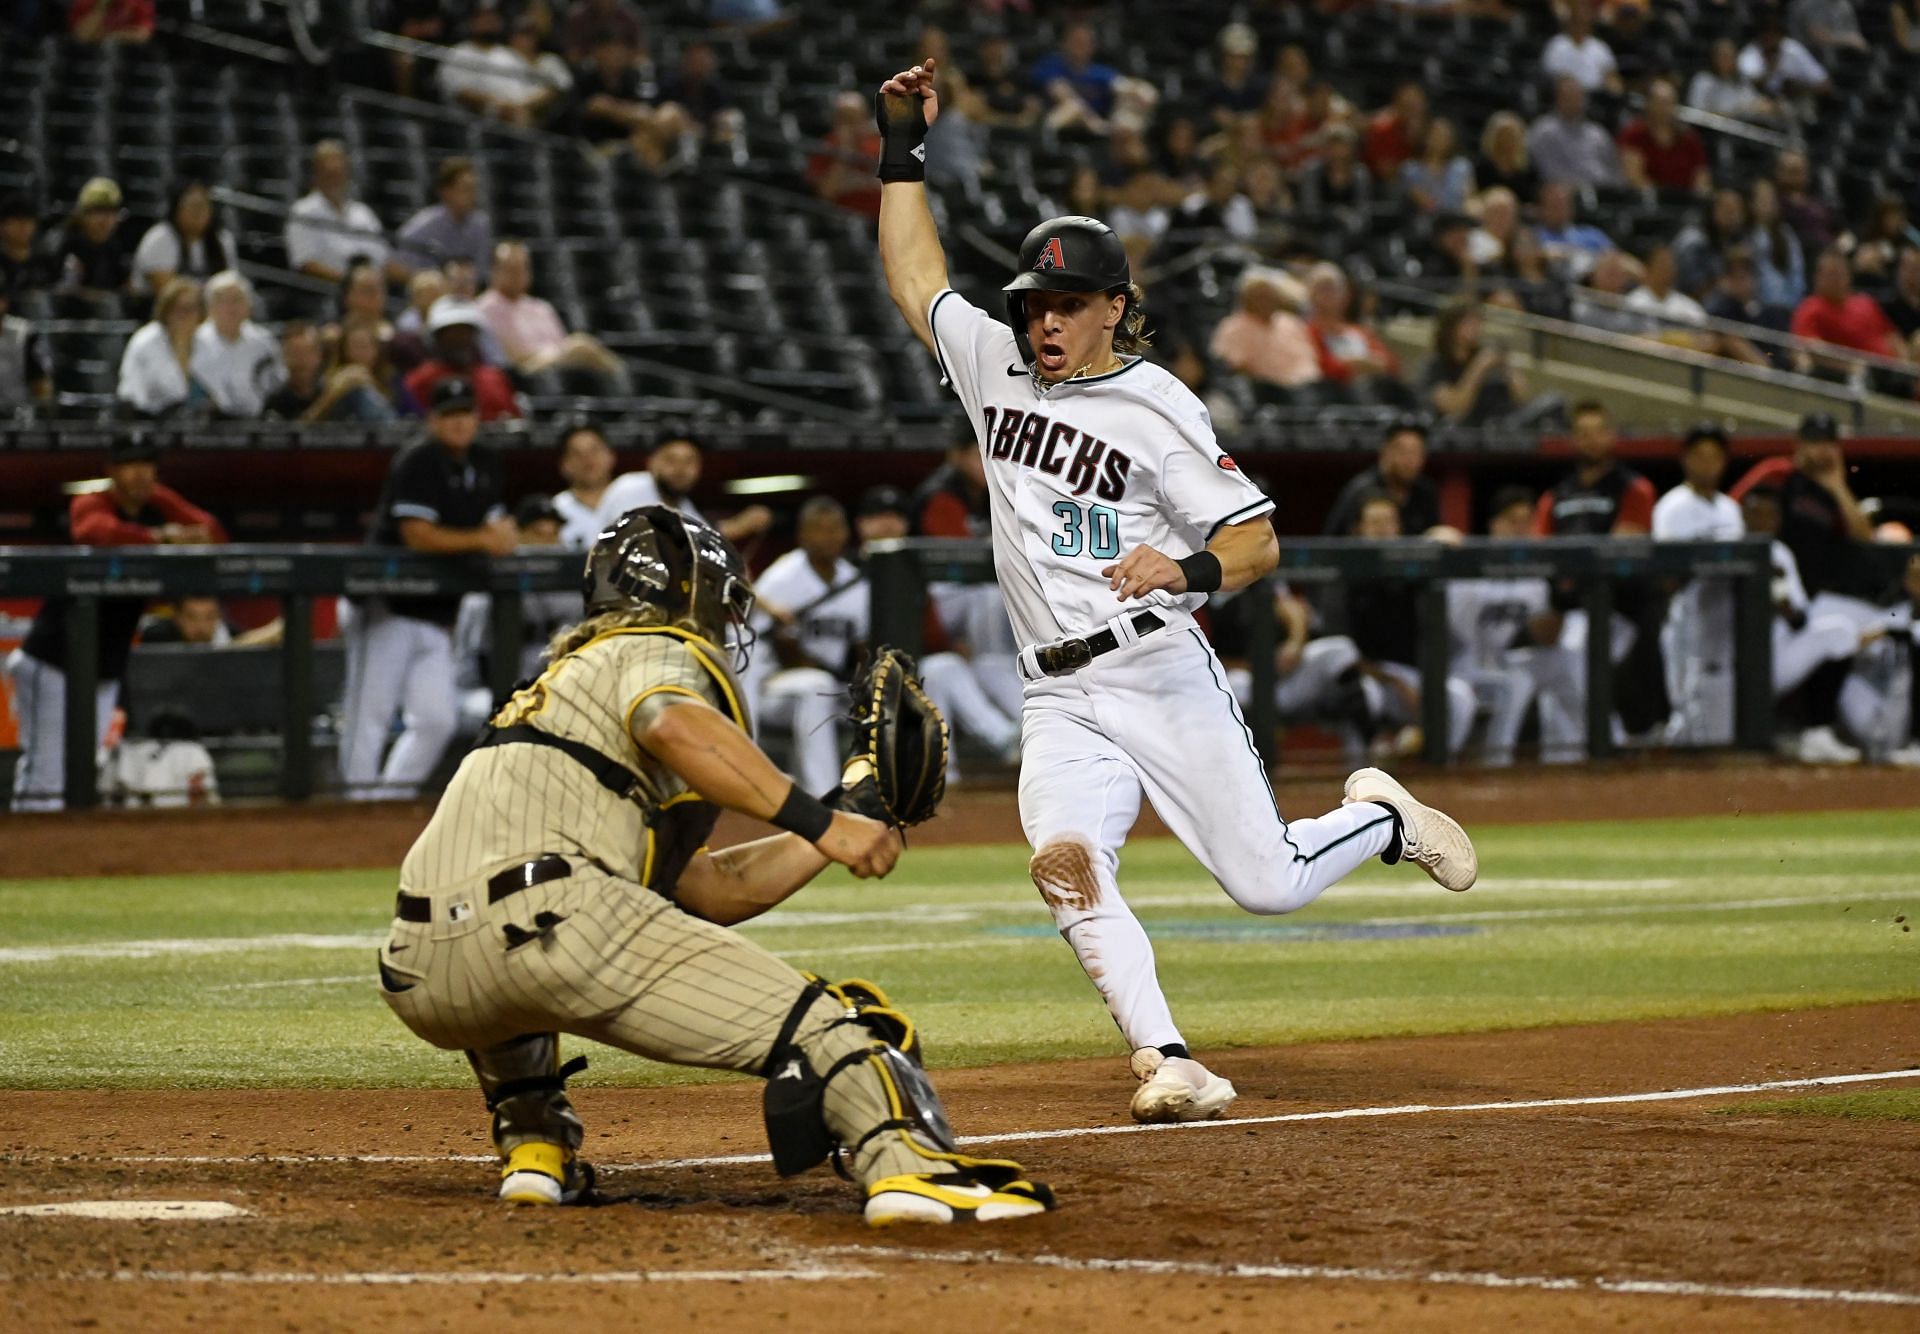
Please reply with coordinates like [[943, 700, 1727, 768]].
[[1652, 485, 1745, 746], [556, 473, 701, 552], [928, 288, 1400, 1054], [742, 548, 868, 795], [1447, 576, 1554, 766]]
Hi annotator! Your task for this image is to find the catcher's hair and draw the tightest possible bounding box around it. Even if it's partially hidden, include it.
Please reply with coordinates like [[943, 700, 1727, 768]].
[[546, 606, 668, 661], [1112, 282, 1151, 355]]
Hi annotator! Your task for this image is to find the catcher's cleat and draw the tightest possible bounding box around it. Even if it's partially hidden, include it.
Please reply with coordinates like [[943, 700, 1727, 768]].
[[1342, 767, 1477, 892], [863, 1172, 1055, 1226], [1129, 1052, 1238, 1124], [498, 1142, 596, 1206]]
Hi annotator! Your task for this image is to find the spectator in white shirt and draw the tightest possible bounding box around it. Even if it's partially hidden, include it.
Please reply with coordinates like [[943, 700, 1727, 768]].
[[284, 140, 399, 286], [1739, 16, 1830, 104], [190, 270, 285, 418], [440, 10, 567, 127], [1625, 244, 1769, 365], [1540, 1, 1622, 96], [475, 240, 630, 393], [131, 181, 236, 297], [1686, 38, 1779, 124], [117, 276, 207, 417]]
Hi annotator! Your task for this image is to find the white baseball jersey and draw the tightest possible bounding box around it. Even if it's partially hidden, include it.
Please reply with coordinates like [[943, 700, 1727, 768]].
[[556, 473, 702, 551], [1653, 485, 1744, 659], [750, 550, 867, 676], [1447, 576, 1551, 673], [926, 289, 1273, 645]]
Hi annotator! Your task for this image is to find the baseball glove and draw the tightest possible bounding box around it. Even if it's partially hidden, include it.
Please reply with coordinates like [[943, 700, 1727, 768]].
[[830, 646, 949, 828]]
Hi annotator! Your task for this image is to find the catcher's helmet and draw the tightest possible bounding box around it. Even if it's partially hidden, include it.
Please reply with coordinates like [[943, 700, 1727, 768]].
[[1002, 215, 1132, 365], [583, 505, 755, 653]]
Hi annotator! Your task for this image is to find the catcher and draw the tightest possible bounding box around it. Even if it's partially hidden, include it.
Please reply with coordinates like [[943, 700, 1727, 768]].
[[375, 505, 1048, 1225]]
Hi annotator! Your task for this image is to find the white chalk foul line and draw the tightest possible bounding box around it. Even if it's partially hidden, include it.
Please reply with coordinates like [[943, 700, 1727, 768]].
[[17, 1267, 875, 1287], [820, 1245, 1920, 1309], [87, 1067, 1920, 1169]]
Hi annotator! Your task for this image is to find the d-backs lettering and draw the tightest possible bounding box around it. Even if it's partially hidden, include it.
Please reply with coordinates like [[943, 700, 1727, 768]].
[[982, 406, 1132, 501]]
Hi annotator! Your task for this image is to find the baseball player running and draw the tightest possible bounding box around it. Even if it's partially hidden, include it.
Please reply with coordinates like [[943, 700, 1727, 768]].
[[378, 506, 1052, 1224], [875, 58, 1476, 1125]]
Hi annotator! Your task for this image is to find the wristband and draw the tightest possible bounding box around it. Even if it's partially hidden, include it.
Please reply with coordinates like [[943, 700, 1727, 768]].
[[874, 90, 928, 182], [1176, 550, 1223, 594], [771, 784, 835, 843]]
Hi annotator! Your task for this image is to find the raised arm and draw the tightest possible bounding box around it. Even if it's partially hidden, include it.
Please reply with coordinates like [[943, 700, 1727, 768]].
[[876, 58, 953, 351]]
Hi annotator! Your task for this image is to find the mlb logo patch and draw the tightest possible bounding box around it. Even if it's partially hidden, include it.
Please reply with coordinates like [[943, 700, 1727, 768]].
[[1035, 237, 1066, 270]]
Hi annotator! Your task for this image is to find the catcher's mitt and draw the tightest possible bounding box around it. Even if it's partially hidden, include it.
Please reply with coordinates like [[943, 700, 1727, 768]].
[[831, 646, 949, 828]]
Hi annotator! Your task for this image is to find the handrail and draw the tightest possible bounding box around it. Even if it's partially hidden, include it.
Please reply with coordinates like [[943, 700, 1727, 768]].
[[1673, 105, 1797, 151]]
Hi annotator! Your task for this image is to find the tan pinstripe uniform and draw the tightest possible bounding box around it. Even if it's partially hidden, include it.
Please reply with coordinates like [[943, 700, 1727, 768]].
[[376, 624, 938, 1188]]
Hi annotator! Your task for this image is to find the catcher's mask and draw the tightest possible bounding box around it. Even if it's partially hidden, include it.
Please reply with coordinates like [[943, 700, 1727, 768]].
[[1002, 214, 1131, 367], [583, 505, 756, 663]]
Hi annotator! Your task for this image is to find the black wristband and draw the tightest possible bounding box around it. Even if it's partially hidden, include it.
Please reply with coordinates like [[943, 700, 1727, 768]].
[[1176, 550, 1223, 594], [874, 90, 928, 183], [771, 784, 835, 843]]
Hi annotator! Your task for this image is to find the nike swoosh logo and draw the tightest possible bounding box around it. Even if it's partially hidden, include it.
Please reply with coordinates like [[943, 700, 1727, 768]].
[[387, 944, 409, 954], [1007, 365, 1026, 376]]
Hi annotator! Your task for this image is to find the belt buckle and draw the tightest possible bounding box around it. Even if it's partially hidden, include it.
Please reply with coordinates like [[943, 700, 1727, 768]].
[[1046, 638, 1094, 675]]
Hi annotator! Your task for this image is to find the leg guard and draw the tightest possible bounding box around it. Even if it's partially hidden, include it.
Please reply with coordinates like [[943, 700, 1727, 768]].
[[468, 1033, 595, 1205], [759, 975, 1050, 1205]]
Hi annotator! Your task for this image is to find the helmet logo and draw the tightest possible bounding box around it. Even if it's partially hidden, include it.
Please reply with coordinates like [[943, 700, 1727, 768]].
[[1034, 237, 1066, 271]]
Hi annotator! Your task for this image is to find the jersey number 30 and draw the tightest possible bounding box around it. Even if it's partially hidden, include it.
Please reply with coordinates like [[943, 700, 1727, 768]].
[[1051, 500, 1121, 560]]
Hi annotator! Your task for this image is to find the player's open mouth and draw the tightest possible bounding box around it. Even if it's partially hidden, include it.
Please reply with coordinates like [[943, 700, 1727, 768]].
[[1038, 342, 1067, 373]]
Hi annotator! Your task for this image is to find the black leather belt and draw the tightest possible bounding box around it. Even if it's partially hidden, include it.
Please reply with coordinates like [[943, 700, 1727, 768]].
[[394, 854, 574, 923], [1033, 611, 1165, 677]]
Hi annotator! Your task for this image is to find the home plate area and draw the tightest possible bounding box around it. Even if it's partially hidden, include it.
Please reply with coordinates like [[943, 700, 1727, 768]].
[[3, 1004, 1917, 1332]]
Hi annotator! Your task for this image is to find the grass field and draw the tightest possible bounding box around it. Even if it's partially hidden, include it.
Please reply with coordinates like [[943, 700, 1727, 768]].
[[1, 809, 1915, 1091]]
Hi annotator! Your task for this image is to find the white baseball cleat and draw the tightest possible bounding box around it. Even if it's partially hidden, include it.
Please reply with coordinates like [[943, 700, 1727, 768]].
[[1343, 767, 1478, 892], [1129, 1049, 1238, 1124], [1795, 726, 1863, 765], [1887, 743, 1920, 769]]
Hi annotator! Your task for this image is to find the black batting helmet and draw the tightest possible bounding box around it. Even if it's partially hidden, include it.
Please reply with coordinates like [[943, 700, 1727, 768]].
[[1003, 215, 1132, 365], [582, 505, 755, 654]]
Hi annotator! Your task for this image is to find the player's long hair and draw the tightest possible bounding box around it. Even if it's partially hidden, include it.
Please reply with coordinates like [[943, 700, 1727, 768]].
[[1113, 282, 1151, 356], [546, 606, 668, 662]]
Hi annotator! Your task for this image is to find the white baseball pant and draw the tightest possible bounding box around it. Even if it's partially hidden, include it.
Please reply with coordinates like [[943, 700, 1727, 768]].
[[338, 602, 459, 801], [1019, 625, 1396, 1053], [5, 648, 119, 812]]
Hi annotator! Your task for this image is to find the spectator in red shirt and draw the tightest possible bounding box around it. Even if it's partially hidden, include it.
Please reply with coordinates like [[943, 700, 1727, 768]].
[[7, 436, 226, 810], [403, 297, 523, 420], [1617, 79, 1710, 195], [1363, 81, 1428, 183], [1791, 248, 1905, 379], [68, 0, 154, 42], [1304, 263, 1403, 403], [807, 92, 883, 218]]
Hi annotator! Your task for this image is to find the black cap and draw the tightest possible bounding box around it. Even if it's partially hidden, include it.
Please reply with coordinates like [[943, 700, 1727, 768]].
[[1798, 411, 1840, 442], [514, 494, 562, 528], [108, 435, 162, 465], [1382, 412, 1430, 442], [1682, 421, 1731, 449], [856, 484, 909, 519], [430, 377, 477, 414]]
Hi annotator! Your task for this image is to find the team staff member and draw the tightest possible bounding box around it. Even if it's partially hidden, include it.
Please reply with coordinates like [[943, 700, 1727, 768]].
[[340, 377, 513, 800], [7, 437, 225, 810], [876, 56, 1475, 1126], [1321, 415, 1446, 539], [379, 506, 1053, 1224]]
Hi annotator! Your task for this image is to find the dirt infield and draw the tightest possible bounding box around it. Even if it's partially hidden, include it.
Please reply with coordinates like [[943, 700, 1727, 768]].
[[11, 756, 1920, 879], [2, 1004, 1916, 1331]]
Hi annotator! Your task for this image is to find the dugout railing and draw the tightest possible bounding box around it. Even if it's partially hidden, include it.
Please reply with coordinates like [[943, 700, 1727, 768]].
[[2, 537, 1780, 809]]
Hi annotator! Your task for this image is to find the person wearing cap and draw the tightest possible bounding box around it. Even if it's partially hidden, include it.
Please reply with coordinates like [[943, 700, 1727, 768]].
[[340, 376, 515, 800], [53, 177, 134, 296], [1767, 413, 1890, 633], [1651, 424, 1746, 747], [0, 280, 53, 412], [1201, 22, 1265, 129], [877, 56, 1479, 1128], [450, 493, 584, 734], [403, 294, 524, 420], [7, 439, 226, 810], [1322, 416, 1444, 539], [0, 193, 56, 297], [285, 140, 398, 287]]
